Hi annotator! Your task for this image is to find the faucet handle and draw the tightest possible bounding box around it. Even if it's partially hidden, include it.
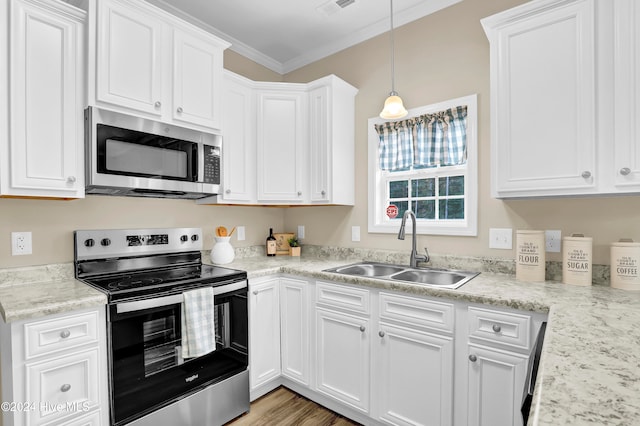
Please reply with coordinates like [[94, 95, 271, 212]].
[[423, 247, 430, 263]]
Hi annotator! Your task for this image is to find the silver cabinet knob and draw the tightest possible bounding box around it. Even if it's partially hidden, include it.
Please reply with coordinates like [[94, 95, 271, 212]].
[[225, 189, 231, 194], [469, 354, 477, 362], [252, 290, 258, 295], [620, 167, 631, 176], [492, 324, 502, 333], [177, 107, 183, 114], [581, 171, 592, 179], [60, 329, 71, 339], [60, 384, 71, 392], [66, 176, 76, 183], [359, 325, 366, 332], [154, 101, 161, 108], [378, 331, 385, 337], [321, 190, 326, 196], [297, 191, 302, 196]]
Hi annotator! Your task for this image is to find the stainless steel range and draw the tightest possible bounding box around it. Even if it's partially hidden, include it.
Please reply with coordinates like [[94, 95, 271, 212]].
[[74, 228, 249, 426]]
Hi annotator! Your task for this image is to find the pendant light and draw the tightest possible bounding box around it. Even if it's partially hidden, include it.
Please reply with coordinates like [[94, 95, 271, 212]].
[[379, 0, 408, 119]]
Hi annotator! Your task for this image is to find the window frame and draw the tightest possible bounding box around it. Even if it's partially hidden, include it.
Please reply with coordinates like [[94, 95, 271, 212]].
[[367, 94, 478, 236]]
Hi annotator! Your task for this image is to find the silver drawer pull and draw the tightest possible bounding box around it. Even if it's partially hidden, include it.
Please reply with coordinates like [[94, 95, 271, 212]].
[[60, 384, 71, 392], [177, 106, 183, 114], [378, 331, 385, 338], [252, 290, 258, 295], [581, 171, 591, 179], [620, 167, 631, 176], [60, 329, 71, 339], [359, 325, 366, 332], [469, 354, 477, 362], [492, 324, 502, 333], [154, 101, 161, 108]]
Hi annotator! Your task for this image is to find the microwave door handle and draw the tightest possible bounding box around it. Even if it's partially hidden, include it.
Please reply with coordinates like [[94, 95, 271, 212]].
[[116, 294, 184, 314]]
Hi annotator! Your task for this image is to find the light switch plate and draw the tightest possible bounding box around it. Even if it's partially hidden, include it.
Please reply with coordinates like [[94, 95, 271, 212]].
[[545, 230, 561, 252], [489, 228, 512, 249], [352, 226, 360, 242], [236, 226, 245, 241]]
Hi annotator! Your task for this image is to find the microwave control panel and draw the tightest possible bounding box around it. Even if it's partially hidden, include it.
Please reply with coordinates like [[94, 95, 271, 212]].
[[203, 146, 220, 184]]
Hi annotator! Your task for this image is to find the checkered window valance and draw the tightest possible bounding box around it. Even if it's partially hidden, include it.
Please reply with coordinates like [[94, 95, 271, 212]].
[[375, 106, 468, 171]]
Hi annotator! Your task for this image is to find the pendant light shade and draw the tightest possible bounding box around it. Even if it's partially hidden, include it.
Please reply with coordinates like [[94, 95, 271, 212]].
[[380, 0, 408, 120]]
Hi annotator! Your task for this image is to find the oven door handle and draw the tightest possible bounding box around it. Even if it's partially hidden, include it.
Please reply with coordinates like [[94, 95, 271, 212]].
[[116, 280, 247, 314]]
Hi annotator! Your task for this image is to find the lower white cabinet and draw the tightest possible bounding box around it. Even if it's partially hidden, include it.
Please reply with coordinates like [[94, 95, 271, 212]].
[[248, 276, 281, 396], [466, 344, 529, 426], [280, 277, 310, 386], [0, 307, 108, 426], [315, 307, 371, 413]]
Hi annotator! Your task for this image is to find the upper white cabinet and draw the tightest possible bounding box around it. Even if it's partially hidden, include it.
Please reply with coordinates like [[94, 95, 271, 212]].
[[0, 0, 85, 198], [256, 87, 307, 203], [483, 0, 640, 198], [91, 0, 229, 132], [198, 72, 357, 206]]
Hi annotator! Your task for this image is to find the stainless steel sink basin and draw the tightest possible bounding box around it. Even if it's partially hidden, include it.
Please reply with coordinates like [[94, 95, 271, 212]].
[[324, 262, 479, 290]]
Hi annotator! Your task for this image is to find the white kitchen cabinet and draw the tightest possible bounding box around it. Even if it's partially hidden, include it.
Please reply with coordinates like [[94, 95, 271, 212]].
[[92, 0, 229, 132], [374, 292, 455, 426], [279, 277, 310, 386], [216, 71, 256, 203], [0, 0, 85, 198], [466, 345, 528, 426], [307, 76, 358, 205], [613, 0, 640, 191], [482, 0, 597, 198], [256, 87, 307, 203], [248, 277, 281, 397], [0, 307, 108, 426]]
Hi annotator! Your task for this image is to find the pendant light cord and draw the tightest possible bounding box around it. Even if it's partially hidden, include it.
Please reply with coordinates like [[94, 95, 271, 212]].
[[389, 0, 396, 95]]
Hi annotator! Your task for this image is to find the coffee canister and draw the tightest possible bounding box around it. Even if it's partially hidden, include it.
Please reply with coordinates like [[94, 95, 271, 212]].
[[610, 240, 640, 291], [516, 230, 545, 282], [562, 234, 592, 286]]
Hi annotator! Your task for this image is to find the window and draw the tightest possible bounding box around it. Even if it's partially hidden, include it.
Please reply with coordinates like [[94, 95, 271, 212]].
[[367, 94, 477, 236]]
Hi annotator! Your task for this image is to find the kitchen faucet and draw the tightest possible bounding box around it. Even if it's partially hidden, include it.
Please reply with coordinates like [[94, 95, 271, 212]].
[[397, 210, 429, 268]]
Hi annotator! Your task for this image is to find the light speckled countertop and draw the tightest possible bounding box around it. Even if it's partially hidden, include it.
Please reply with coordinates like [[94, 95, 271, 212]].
[[1, 253, 639, 425]]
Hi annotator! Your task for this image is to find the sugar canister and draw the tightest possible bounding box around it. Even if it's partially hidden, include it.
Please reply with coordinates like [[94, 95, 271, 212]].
[[562, 234, 592, 286]]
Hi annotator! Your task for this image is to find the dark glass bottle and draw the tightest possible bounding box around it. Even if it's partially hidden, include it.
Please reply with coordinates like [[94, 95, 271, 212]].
[[266, 228, 277, 257]]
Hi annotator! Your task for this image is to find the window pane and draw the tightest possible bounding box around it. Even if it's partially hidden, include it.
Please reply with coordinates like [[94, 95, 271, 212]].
[[389, 180, 408, 198], [439, 199, 464, 219], [413, 200, 435, 219], [412, 179, 435, 197], [393, 201, 408, 219], [438, 176, 465, 196]]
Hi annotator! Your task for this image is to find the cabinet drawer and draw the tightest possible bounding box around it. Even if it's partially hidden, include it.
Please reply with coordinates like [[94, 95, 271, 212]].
[[25, 348, 100, 425], [379, 292, 454, 333], [468, 307, 532, 350], [25, 311, 99, 359], [316, 281, 370, 314]]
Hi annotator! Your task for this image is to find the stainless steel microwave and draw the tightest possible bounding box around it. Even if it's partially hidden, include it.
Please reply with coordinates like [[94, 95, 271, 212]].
[[84, 107, 220, 199]]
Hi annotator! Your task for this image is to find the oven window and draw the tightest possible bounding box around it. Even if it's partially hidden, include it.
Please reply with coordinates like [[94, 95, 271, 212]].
[[143, 316, 180, 377]]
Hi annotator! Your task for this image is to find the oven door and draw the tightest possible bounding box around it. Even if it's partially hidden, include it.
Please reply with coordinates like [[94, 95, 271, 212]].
[[108, 281, 248, 426]]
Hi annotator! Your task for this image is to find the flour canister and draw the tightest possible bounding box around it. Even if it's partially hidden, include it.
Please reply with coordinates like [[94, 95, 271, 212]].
[[562, 234, 592, 286], [516, 230, 545, 282], [610, 240, 640, 291]]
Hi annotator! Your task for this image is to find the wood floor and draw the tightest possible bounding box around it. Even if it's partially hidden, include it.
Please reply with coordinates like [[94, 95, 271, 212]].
[[227, 387, 361, 426]]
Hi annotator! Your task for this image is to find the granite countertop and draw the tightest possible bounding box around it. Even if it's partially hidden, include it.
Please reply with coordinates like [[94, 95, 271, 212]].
[[1, 254, 639, 425]]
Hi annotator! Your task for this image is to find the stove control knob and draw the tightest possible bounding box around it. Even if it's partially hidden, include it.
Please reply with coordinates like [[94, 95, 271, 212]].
[[180, 235, 189, 242], [191, 234, 199, 242], [84, 238, 95, 247], [100, 238, 111, 247]]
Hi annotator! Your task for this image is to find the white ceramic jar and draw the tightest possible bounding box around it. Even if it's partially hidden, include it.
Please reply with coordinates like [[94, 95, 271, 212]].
[[210, 236, 235, 264]]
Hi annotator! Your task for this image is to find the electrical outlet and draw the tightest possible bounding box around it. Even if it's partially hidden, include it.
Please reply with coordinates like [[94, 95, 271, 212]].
[[11, 231, 32, 255], [297, 225, 305, 240], [236, 226, 245, 241], [545, 230, 562, 252], [489, 228, 512, 249], [352, 226, 361, 242]]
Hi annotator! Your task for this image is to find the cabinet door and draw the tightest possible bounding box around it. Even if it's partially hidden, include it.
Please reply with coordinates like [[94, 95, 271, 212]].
[[308, 86, 330, 203], [280, 278, 310, 386], [614, 0, 640, 190], [220, 72, 255, 202], [315, 307, 370, 413], [484, 0, 597, 197], [466, 344, 528, 426], [256, 90, 306, 202], [7, 0, 85, 197], [375, 323, 454, 426], [96, 0, 163, 116], [172, 28, 223, 130], [248, 278, 281, 391]]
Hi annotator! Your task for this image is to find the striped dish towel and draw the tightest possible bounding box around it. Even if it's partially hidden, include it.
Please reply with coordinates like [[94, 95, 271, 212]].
[[181, 287, 216, 359]]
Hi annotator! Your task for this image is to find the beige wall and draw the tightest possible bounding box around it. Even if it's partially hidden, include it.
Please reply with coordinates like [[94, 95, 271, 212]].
[[2, 0, 639, 269]]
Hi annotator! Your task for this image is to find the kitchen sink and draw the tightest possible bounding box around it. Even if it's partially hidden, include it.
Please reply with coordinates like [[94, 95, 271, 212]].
[[324, 262, 479, 290]]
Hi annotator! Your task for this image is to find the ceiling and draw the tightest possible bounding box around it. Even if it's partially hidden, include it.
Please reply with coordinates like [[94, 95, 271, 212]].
[[146, 0, 463, 74]]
